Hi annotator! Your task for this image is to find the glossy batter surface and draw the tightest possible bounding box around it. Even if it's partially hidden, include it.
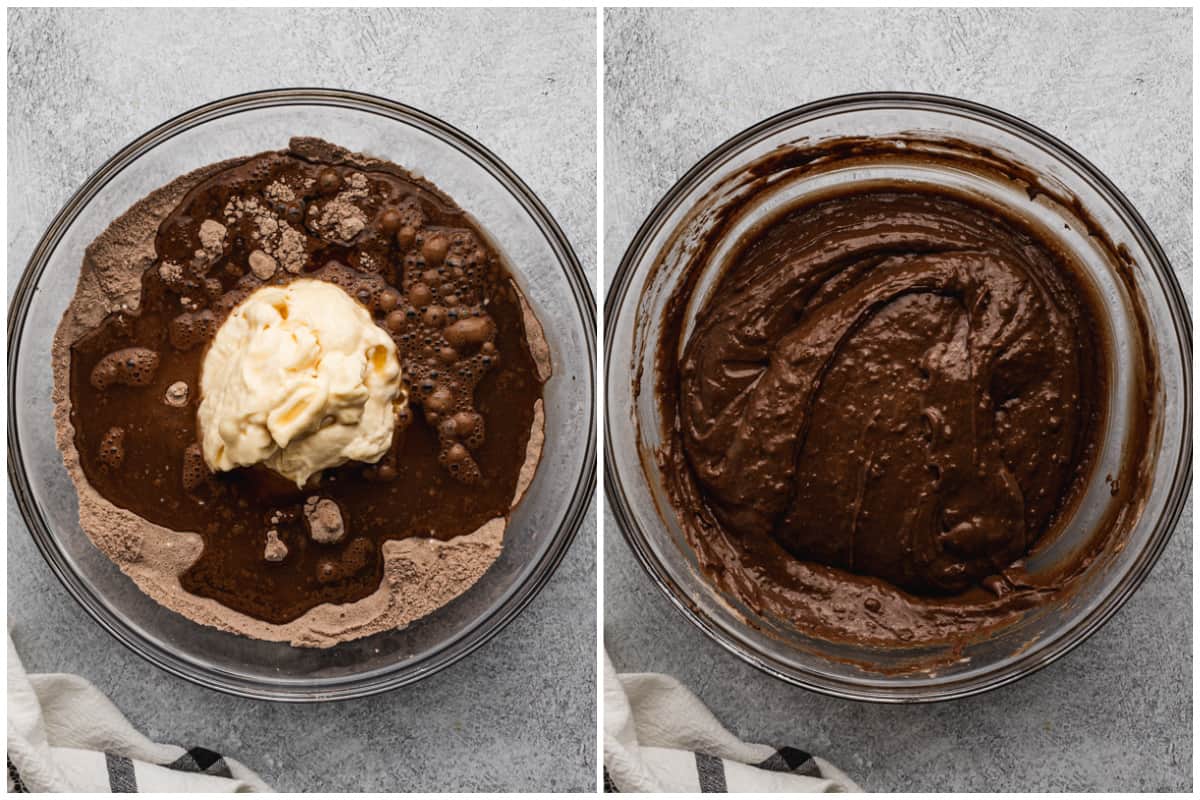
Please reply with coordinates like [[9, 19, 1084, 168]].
[[658, 179, 1112, 647]]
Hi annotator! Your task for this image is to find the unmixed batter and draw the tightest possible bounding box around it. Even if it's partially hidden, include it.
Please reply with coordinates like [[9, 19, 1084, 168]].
[[654, 139, 1150, 650], [52, 138, 550, 646]]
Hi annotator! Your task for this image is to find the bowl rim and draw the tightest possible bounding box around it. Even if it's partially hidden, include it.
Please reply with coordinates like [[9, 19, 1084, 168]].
[[8, 87, 596, 702], [603, 90, 1192, 703]]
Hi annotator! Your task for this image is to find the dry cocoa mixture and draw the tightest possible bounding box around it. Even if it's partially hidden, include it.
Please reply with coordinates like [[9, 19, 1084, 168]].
[[52, 138, 551, 647]]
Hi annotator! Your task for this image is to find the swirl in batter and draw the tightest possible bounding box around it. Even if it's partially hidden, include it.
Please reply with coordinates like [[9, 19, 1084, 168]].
[[655, 152, 1125, 651]]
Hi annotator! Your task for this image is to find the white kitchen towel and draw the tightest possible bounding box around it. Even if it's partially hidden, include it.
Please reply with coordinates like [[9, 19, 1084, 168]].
[[7, 636, 271, 792], [604, 651, 862, 793]]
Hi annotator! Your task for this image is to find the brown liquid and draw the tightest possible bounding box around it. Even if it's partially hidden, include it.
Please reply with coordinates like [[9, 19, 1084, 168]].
[[69, 151, 543, 624]]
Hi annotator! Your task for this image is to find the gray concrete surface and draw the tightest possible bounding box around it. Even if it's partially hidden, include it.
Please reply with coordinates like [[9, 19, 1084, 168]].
[[8, 8, 595, 792], [604, 8, 1192, 793]]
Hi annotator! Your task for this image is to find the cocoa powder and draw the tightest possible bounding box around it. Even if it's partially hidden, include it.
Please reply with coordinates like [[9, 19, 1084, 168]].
[[50, 142, 550, 647]]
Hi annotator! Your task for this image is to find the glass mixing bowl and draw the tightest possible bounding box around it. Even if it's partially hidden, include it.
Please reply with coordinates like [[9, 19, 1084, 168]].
[[605, 92, 1190, 702], [9, 89, 595, 701]]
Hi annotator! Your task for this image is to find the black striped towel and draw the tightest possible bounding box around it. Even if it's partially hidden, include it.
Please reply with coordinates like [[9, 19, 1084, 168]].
[[7, 635, 270, 792], [604, 652, 862, 792]]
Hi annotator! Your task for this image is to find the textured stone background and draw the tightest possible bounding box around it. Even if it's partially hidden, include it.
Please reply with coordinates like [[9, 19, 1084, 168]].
[[8, 8, 595, 792], [604, 7, 1192, 792]]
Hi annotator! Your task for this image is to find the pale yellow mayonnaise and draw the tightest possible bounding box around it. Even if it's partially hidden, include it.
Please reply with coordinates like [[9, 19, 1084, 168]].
[[198, 279, 402, 487]]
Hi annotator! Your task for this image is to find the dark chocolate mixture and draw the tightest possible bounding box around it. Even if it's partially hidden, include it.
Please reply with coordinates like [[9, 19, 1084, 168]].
[[69, 143, 544, 624], [653, 142, 1143, 649]]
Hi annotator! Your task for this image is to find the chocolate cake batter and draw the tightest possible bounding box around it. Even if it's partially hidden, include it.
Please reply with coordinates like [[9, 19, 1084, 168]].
[[53, 138, 550, 644], [653, 138, 1153, 652]]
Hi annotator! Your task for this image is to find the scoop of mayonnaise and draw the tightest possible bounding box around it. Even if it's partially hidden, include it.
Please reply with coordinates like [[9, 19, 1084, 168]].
[[198, 279, 402, 487]]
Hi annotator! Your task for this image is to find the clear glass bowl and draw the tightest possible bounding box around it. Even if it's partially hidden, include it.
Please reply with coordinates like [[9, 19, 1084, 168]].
[[9, 89, 595, 701], [605, 92, 1191, 702]]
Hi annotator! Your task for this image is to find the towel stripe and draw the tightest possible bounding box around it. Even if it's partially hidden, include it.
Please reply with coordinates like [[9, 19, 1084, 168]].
[[756, 745, 819, 776], [7, 757, 28, 793], [695, 752, 727, 792], [167, 747, 233, 778], [105, 752, 137, 792]]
